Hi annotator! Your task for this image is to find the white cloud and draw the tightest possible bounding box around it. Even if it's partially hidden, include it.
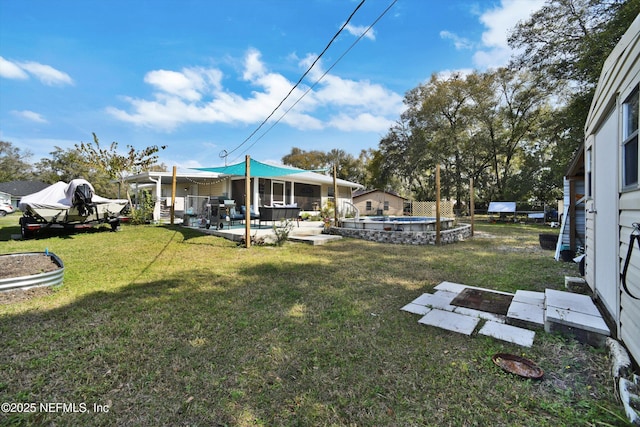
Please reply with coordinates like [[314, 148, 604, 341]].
[[0, 56, 28, 79], [144, 67, 222, 102], [108, 48, 403, 134], [344, 23, 375, 41], [12, 110, 48, 123], [242, 48, 267, 80], [436, 69, 475, 81], [439, 31, 473, 50], [17, 61, 74, 86], [472, 0, 545, 69], [329, 112, 393, 132]]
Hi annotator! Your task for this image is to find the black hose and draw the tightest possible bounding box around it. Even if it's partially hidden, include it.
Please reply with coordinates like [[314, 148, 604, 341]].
[[621, 222, 640, 300]]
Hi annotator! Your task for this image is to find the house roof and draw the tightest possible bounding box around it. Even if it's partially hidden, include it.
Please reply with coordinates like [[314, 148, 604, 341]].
[[0, 180, 50, 197], [586, 14, 640, 134], [353, 189, 407, 200], [565, 143, 585, 178]]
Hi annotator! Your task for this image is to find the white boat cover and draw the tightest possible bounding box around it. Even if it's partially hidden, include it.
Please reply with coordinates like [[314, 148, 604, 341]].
[[19, 179, 127, 210]]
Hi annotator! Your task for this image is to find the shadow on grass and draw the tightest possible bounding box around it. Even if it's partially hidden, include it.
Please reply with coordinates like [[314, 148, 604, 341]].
[[0, 257, 622, 426], [0, 223, 622, 426]]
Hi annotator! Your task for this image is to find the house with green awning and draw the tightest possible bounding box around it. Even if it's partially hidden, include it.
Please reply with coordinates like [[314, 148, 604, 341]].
[[122, 159, 363, 223]]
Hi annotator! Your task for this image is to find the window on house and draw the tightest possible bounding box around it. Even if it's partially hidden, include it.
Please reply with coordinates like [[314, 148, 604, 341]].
[[366, 201, 372, 211], [384, 201, 390, 211], [623, 87, 639, 188]]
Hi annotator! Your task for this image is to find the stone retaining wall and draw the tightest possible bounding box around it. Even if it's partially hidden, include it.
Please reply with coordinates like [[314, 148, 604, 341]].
[[328, 223, 472, 245]]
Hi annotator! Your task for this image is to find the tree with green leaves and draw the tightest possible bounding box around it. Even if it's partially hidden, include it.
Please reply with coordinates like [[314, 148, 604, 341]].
[[281, 147, 362, 182], [376, 68, 553, 206], [282, 148, 328, 171], [34, 146, 117, 197], [75, 133, 166, 207], [508, 0, 640, 186], [0, 141, 34, 182]]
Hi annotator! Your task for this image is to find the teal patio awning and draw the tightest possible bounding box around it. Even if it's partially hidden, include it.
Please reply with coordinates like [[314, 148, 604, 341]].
[[192, 159, 308, 177]]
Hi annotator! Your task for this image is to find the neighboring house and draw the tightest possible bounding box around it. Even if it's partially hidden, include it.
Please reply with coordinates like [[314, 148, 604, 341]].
[[0, 181, 49, 209], [583, 15, 640, 364], [122, 159, 363, 222], [0, 191, 10, 204], [352, 189, 407, 216], [556, 147, 586, 259]]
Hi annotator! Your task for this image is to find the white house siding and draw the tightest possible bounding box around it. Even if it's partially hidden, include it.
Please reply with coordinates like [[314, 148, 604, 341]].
[[584, 15, 640, 363], [620, 191, 640, 363]]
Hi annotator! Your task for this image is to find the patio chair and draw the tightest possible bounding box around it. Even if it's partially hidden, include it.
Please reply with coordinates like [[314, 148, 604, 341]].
[[228, 207, 245, 226], [240, 205, 260, 226]]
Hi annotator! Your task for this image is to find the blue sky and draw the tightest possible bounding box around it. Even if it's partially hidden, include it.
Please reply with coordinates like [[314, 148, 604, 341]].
[[0, 0, 544, 171]]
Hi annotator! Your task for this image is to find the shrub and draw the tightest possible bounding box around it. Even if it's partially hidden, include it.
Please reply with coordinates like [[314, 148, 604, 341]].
[[272, 219, 295, 246]]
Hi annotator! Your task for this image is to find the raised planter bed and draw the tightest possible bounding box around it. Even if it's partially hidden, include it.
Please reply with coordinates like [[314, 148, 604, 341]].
[[0, 252, 64, 291]]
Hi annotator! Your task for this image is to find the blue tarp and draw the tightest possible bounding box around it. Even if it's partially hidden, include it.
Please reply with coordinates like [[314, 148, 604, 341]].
[[192, 159, 308, 177]]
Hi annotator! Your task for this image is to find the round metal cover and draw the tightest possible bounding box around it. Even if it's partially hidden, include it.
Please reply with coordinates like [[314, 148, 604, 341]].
[[492, 353, 544, 379]]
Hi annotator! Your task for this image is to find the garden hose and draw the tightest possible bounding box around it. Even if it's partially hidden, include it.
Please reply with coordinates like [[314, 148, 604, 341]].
[[621, 222, 640, 300]]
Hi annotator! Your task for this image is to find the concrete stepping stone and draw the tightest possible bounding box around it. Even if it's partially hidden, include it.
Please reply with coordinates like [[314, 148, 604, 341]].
[[512, 290, 545, 306], [410, 292, 456, 311], [507, 301, 545, 328], [434, 281, 468, 294], [545, 306, 610, 335], [418, 310, 480, 335], [453, 306, 506, 323], [544, 289, 610, 347], [435, 281, 514, 296], [400, 303, 431, 316], [478, 321, 536, 347], [545, 289, 601, 316]]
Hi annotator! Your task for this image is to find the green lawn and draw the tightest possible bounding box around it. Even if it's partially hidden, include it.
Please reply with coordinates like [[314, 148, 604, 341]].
[[0, 215, 628, 426]]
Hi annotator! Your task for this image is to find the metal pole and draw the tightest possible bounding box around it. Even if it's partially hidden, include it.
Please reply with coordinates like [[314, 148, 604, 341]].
[[245, 155, 251, 248], [470, 177, 475, 237], [333, 164, 339, 226], [436, 165, 441, 245], [170, 165, 177, 225]]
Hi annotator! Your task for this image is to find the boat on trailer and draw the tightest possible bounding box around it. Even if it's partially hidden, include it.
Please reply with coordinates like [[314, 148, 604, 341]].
[[18, 179, 128, 239]]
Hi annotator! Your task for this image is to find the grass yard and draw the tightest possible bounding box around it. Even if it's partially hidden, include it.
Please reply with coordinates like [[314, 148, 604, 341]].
[[0, 215, 629, 426]]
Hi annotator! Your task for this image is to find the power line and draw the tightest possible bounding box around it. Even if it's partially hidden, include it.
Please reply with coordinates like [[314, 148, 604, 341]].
[[221, 0, 366, 161], [234, 0, 398, 162]]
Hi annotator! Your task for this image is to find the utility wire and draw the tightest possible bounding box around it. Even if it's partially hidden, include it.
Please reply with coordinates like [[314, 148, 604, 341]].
[[233, 0, 398, 163], [222, 0, 366, 160]]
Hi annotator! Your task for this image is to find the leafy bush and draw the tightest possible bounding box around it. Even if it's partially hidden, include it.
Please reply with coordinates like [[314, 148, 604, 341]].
[[271, 219, 295, 246], [129, 190, 154, 225]]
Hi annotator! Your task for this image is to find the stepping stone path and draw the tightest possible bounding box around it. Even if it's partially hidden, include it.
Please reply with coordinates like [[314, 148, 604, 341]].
[[401, 281, 610, 348]]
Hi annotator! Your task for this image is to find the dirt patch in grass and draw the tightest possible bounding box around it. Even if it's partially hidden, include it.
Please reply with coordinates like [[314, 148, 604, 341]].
[[0, 286, 54, 305], [0, 254, 60, 279]]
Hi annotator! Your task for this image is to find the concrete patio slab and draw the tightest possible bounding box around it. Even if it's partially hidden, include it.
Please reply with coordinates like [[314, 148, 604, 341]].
[[452, 306, 506, 323], [410, 292, 457, 311], [418, 310, 480, 335], [434, 281, 514, 296], [400, 303, 432, 316], [410, 293, 436, 306], [434, 281, 468, 294], [512, 290, 545, 307], [288, 234, 342, 245], [404, 283, 611, 349], [545, 306, 610, 336], [478, 321, 536, 347], [507, 301, 545, 328], [545, 289, 601, 316]]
